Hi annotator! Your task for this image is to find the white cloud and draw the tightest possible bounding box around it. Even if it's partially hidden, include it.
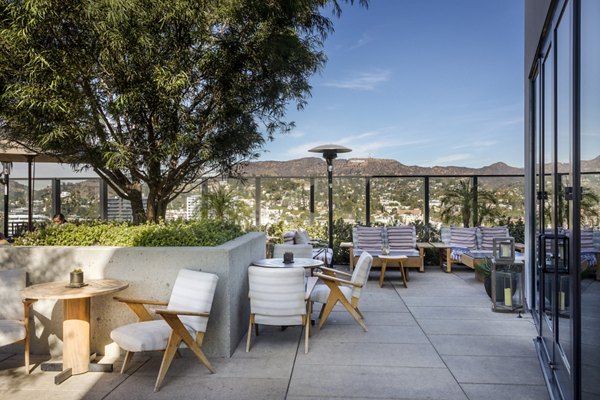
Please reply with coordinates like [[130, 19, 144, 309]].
[[324, 69, 391, 91], [432, 154, 472, 164], [283, 128, 433, 160], [349, 33, 372, 50], [287, 130, 305, 138], [452, 140, 498, 149]]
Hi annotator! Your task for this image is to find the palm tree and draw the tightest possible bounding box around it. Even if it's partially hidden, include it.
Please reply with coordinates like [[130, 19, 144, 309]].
[[545, 183, 600, 227], [199, 185, 235, 221], [439, 179, 498, 227]]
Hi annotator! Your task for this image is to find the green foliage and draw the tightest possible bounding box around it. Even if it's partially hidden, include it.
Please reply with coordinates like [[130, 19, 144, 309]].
[[498, 217, 525, 243], [0, 0, 367, 223], [332, 218, 353, 264], [14, 220, 243, 247], [260, 218, 351, 264], [474, 257, 494, 278], [439, 179, 499, 227], [410, 219, 440, 242]]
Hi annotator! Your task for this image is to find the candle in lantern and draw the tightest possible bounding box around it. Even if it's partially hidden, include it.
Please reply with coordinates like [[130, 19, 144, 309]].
[[504, 288, 513, 307], [559, 291, 565, 311], [500, 243, 511, 258]]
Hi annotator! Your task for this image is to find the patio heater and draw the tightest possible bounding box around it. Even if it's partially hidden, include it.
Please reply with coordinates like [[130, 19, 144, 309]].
[[308, 144, 352, 267], [0, 162, 10, 236]]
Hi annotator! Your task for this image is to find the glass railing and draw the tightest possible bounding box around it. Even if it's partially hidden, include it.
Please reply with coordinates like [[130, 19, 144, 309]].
[[2, 174, 537, 234]]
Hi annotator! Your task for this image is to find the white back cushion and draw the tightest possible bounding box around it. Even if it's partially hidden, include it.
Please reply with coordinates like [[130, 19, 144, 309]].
[[450, 227, 477, 250], [272, 244, 313, 259], [294, 229, 311, 245], [0, 269, 26, 321], [168, 269, 218, 333], [248, 266, 305, 320], [386, 226, 416, 249], [479, 226, 509, 250], [350, 252, 373, 299], [355, 226, 384, 251]]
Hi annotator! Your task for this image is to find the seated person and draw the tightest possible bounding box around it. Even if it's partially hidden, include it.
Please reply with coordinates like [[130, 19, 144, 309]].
[[52, 213, 67, 225]]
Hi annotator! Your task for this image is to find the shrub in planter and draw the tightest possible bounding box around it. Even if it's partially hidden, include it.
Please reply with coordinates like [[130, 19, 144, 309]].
[[14, 219, 244, 247]]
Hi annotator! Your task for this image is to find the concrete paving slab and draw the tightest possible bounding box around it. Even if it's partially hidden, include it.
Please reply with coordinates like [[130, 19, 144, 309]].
[[287, 364, 468, 400], [417, 318, 538, 336], [312, 310, 418, 326], [443, 355, 546, 385], [296, 341, 445, 368], [313, 324, 430, 344], [401, 296, 492, 308], [106, 375, 289, 400], [460, 383, 549, 400], [408, 306, 520, 320], [429, 334, 539, 357]]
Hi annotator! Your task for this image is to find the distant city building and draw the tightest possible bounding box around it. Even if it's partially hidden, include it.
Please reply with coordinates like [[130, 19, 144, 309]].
[[107, 197, 147, 221], [186, 195, 201, 220]]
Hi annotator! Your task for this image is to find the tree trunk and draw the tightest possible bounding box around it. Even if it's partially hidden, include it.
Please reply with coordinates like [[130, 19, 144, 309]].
[[129, 189, 147, 224], [146, 189, 168, 223]]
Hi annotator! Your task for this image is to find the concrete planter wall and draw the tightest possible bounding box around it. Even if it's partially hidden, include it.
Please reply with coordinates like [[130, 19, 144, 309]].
[[0, 232, 265, 358]]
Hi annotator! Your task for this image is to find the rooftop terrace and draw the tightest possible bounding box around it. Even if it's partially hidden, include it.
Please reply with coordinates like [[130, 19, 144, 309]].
[[0, 266, 551, 400]]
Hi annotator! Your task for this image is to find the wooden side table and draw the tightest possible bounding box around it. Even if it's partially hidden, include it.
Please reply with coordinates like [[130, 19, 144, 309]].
[[378, 255, 408, 288], [430, 242, 452, 272], [21, 279, 129, 384]]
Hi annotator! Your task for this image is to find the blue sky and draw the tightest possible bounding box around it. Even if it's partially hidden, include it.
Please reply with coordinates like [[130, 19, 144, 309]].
[[260, 0, 525, 168], [15, 0, 524, 178]]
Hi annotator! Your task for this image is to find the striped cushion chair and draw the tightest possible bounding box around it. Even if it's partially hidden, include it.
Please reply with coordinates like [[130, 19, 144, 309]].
[[246, 266, 316, 354], [0, 268, 36, 374], [312, 252, 374, 331], [458, 226, 511, 270], [349, 226, 384, 270], [440, 227, 478, 272], [386, 225, 424, 272], [111, 269, 218, 392]]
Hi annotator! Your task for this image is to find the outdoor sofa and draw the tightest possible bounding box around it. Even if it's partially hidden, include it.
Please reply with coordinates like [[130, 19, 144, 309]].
[[348, 225, 424, 272]]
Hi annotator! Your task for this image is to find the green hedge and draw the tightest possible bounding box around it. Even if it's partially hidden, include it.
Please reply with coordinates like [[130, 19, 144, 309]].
[[14, 220, 244, 247]]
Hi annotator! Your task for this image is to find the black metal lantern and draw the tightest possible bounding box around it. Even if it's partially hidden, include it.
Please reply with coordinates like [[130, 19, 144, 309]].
[[491, 237, 525, 312]]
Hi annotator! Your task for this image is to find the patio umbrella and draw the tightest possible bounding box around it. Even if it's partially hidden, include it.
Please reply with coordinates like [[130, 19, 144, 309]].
[[0, 141, 62, 235]]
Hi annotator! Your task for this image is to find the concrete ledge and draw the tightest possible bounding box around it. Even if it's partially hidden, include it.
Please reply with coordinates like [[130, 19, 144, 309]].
[[0, 231, 265, 358]]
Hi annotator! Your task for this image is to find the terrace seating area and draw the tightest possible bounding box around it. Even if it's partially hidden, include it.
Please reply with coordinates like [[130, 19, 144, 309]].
[[0, 265, 551, 400]]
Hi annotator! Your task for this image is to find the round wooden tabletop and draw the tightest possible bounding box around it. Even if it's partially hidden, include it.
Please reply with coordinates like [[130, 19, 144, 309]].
[[21, 279, 129, 300], [252, 258, 324, 269]]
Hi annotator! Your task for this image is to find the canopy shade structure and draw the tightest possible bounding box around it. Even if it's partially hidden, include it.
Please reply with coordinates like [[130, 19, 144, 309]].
[[0, 141, 63, 235]]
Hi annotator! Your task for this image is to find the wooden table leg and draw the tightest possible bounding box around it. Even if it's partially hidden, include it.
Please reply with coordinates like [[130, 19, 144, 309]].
[[400, 261, 408, 288], [63, 297, 91, 375], [379, 260, 387, 287]]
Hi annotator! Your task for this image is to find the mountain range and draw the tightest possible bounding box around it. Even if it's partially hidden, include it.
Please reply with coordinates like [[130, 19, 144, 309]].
[[239, 157, 526, 177]]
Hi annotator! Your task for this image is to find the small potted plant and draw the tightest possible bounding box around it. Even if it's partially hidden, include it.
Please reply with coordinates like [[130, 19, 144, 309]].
[[70, 268, 84, 287], [474, 257, 493, 299]]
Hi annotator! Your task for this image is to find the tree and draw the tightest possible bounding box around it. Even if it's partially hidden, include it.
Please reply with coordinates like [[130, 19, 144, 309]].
[[0, 0, 367, 223], [439, 179, 498, 227]]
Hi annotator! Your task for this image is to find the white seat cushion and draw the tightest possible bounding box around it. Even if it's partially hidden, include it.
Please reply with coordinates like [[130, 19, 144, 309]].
[[0, 320, 25, 347], [110, 320, 195, 352], [310, 283, 352, 304]]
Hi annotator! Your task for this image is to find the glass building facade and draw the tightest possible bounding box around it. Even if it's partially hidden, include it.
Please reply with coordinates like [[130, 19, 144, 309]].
[[526, 1, 600, 399]]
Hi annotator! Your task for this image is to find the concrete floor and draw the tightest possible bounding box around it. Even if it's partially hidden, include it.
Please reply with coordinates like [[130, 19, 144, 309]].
[[0, 266, 549, 400]]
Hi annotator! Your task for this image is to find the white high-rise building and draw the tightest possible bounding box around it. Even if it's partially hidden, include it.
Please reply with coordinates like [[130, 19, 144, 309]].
[[186, 195, 201, 220]]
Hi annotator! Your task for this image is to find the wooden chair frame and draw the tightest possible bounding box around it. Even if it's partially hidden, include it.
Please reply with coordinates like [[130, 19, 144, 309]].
[[113, 296, 215, 392], [313, 267, 367, 332], [11, 298, 37, 374]]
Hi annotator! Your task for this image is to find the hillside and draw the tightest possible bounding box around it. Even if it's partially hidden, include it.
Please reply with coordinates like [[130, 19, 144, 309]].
[[239, 157, 525, 177]]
